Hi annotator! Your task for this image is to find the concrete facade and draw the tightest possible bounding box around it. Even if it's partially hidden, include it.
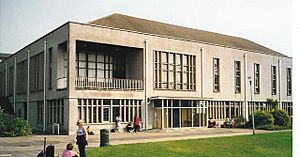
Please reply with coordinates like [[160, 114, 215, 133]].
[[0, 15, 292, 135]]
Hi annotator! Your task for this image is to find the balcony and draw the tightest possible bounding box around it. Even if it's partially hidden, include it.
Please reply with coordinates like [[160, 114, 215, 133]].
[[57, 77, 67, 90], [75, 77, 143, 90]]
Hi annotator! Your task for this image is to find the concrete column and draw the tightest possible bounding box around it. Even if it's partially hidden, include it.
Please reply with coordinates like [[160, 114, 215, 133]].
[[68, 98, 78, 135], [243, 53, 249, 121], [144, 39, 149, 130]]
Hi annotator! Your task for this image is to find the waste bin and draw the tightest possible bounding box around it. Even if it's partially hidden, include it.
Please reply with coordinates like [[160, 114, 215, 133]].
[[100, 129, 109, 147], [45, 145, 55, 157]]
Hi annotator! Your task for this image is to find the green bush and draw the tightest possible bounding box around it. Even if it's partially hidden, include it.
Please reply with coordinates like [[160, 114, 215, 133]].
[[0, 108, 32, 137], [233, 116, 246, 128], [271, 109, 290, 126], [248, 110, 274, 127]]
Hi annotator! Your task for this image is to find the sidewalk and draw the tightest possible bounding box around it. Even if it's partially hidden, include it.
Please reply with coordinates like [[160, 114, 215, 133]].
[[0, 128, 288, 157]]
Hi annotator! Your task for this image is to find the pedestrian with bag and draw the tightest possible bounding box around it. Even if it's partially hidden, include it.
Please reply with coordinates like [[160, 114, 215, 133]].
[[76, 120, 88, 157]]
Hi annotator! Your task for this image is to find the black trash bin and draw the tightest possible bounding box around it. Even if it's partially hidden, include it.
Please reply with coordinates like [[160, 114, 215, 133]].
[[100, 129, 109, 147], [45, 145, 55, 157]]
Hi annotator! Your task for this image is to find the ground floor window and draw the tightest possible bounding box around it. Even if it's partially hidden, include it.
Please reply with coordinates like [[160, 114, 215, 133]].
[[47, 99, 64, 124], [282, 102, 293, 116], [77, 99, 142, 124], [37, 101, 43, 123], [208, 101, 243, 120], [153, 99, 207, 129]]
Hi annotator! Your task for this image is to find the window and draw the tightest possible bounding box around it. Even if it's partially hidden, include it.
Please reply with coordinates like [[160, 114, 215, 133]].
[[8, 66, 14, 96], [77, 99, 141, 124], [37, 101, 43, 123], [154, 51, 195, 90], [17, 60, 27, 94], [76, 51, 126, 79], [213, 58, 220, 92], [103, 107, 110, 122], [254, 63, 260, 94], [29, 52, 44, 92], [47, 100, 64, 124], [234, 61, 241, 93], [48, 48, 53, 89], [271, 66, 277, 95], [0, 71, 4, 97], [287, 68, 292, 96]]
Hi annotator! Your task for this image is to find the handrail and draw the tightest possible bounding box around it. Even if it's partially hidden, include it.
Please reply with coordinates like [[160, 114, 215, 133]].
[[75, 77, 144, 90]]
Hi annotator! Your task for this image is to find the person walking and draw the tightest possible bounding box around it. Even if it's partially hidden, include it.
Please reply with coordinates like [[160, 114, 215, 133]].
[[76, 120, 88, 157], [115, 114, 121, 133], [134, 114, 140, 133]]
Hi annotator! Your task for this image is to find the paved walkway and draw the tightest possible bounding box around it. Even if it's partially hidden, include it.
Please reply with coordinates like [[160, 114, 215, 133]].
[[0, 128, 288, 157]]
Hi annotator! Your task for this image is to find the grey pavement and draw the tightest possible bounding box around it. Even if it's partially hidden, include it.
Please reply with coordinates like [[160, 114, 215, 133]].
[[0, 128, 290, 157]]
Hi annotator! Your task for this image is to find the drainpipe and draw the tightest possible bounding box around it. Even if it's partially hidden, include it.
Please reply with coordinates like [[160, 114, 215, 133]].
[[13, 57, 17, 113], [27, 50, 30, 121], [278, 59, 282, 109], [43, 40, 47, 132], [144, 39, 149, 130], [243, 53, 249, 121]]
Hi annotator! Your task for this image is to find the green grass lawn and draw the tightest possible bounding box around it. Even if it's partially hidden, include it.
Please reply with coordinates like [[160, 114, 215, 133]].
[[87, 131, 292, 157]]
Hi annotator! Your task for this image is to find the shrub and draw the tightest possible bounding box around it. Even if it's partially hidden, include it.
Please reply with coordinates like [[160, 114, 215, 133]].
[[271, 109, 290, 127], [248, 110, 274, 127], [0, 108, 32, 137], [233, 116, 246, 128]]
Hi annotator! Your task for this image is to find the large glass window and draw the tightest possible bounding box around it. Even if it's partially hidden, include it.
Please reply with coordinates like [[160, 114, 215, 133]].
[[213, 58, 220, 92], [77, 99, 141, 124], [234, 61, 241, 93], [271, 66, 277, 95], [48, 48, 53, 89], [76, 51, 125, 79], [287, 68, 292, 96], [8, 66, 14, 96], [29, 52, 44, 92], [17, 60, 27, 94], [154, 51, 196, 90], [254, 63, 260, 94]]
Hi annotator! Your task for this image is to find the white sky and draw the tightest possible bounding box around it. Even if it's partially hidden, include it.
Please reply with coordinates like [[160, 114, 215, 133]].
[[0, 0, 292, 56]]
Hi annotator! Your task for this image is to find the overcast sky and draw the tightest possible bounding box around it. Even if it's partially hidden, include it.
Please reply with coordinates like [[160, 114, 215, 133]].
[[0, 0, 292, 56]]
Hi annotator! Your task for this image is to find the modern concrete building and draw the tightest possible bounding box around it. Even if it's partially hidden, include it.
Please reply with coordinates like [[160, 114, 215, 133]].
[[0, 14, 292, 134]]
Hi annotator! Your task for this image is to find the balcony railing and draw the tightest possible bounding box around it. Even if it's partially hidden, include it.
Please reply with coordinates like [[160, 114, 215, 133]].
[[57, 77, 67, 90], [75, 77, 144, 90]]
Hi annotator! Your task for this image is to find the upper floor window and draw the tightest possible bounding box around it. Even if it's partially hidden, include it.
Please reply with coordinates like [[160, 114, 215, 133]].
[[17, 60, 27, 94], [234, 61, 241, 93], [154, 50, 195, 90], [254, 63, 260, 94], [29, 52, 44, 92], [76, 51, 126, 79], [213, 58, 220, 92], [271, 66, 277, 95], [48, 47, 53, 89], [8, 66, 14, 96], [287, 68, 292, 96]]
